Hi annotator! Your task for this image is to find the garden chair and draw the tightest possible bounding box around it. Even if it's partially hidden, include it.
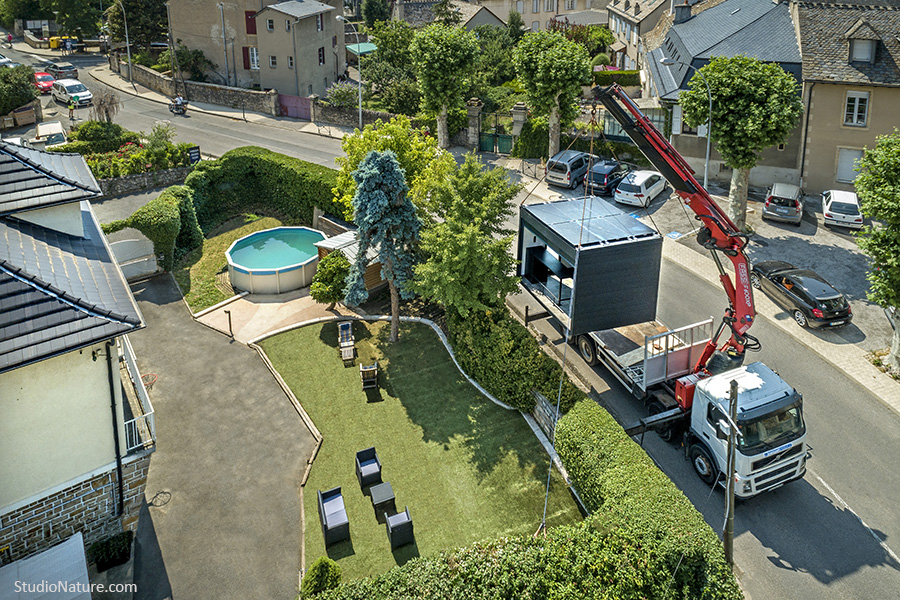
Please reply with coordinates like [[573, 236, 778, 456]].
[[360, 362, 378, 390], [317, 487, 350, 546], [339, 321, 356, 364], [355, 447, 382, 490], [385, 506, 414, 549]]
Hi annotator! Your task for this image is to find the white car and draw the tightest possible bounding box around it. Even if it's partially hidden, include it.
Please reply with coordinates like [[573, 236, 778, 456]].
[[51, 79, 93, 107], [822, 189, 863, 229], [614, 170, 667, 208]]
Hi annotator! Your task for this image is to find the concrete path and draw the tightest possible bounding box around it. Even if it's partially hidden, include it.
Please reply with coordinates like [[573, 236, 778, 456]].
[[126, 275, 317, 600]]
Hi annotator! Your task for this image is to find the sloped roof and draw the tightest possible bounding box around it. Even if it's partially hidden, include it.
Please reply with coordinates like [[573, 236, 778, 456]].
[[607, 0, 668, 23], [0, 141, 101, 216], [314, 230, 380, 266], [258, 0, 334, 20], [798, 1, 900, 86], [0, 205, 143, 374], [558, 10, 608, 26]]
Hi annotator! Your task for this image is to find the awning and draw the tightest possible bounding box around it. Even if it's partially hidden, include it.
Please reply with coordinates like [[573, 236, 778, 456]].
[[610, 41, 627, 52], [0, 533, 91, 599], [346, 42, 377, 56]]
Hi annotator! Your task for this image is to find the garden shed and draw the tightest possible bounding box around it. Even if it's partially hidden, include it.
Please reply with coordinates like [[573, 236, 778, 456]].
[[518, 197, 662, 335], [315, 230, 385, 292]]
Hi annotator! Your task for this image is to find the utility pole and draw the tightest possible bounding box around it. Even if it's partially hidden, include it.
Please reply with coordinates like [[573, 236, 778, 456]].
[[724, 379, 738, 566]]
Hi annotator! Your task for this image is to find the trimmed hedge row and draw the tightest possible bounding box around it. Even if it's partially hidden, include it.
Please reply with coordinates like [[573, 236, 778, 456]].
[[594, 69, 641, 87], [447, 309, 581, 413], [184, 146, 345, 232], [555, 400, 743, 599]]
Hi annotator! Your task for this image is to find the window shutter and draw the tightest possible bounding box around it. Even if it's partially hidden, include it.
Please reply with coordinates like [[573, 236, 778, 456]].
[[697, 123, 707, 138], [245, 11, 257, 34], [242, 46, 251, 70], [672, 105, 682, 134]]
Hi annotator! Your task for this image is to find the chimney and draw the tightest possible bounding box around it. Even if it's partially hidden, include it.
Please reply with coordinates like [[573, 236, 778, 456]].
[[674, 1, 691, 24]]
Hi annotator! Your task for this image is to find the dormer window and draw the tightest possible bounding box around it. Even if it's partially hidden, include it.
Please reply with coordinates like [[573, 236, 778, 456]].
[[850, 39, 875, 63]]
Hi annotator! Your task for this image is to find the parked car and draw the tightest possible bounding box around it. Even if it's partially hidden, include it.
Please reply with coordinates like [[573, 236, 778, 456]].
[[762, 182, 804, 226], [584, 160, 632, 196], [613, 170, 667, 208], [0, 52, 10, 65], [822, 189, 864, 229], [51, 79, 92, 106], [545, 150, 597, 189], [45, 61, 78, 80], [30, 121, 68, 149], [33, 72, 55, 94], [750, 261, 852, 328]]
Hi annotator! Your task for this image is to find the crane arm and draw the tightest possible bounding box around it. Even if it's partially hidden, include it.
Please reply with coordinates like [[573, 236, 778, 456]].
[[594, 84, 758, 368]]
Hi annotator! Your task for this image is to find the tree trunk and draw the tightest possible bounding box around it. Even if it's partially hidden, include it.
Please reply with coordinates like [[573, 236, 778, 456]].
[[437, 104, 449, 149], [389, 281, 400, 342], [889, 309, 900, 372], [548, 99, 561, 158], [727, 167, 751, 232]]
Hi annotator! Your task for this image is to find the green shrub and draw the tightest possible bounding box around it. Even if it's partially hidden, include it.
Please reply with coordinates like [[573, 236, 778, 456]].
[[325, 80, 360, 109], [447, 309, 581, 413], [184, 146, 344, 232], [301, 556, 342, 598], [49, 120, 140, 154], [87, 530, 133, 570], [594, 68, 641, 87], [412, 107, 467, 138], [511, 117, 650, 167], [0, 65, 38, 116], [310, 250, 351, 307], [591, 53, 610, 67]]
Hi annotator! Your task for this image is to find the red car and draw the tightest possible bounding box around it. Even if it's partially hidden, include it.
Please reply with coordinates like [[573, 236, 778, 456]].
[[34, 72, 55, 94]]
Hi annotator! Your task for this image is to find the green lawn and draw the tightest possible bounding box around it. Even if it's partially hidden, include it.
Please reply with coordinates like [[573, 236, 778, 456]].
[[259, 320, 581, 581], [174, 215, 282, 313]]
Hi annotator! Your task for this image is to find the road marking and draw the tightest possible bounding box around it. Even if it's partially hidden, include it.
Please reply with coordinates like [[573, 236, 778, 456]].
[[812, 470, 900, 564]]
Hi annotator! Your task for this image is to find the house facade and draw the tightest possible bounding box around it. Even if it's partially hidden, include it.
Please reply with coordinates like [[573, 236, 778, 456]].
[[606, 0, 669, 71], [793, 0, 900, 193], [0, 142, 154, 564], [478, 0, 610, 32], [255, 0, 346, 97]]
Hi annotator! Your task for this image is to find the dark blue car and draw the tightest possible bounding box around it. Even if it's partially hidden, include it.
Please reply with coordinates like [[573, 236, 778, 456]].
[[584, 160, 631, 196]]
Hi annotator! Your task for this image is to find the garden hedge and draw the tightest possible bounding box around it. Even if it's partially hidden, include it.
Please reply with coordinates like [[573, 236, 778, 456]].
[[184, 146, 345, 231], [511, 118, 651, 167], [447, 309, 581, 413], [594, 69, 641, 87]]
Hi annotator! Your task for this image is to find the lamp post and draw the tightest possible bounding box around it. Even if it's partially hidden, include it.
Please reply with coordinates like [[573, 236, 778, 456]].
[[336, 15, 362, 130], [112, 0, 134, 89], [660, 57, 712, 188]]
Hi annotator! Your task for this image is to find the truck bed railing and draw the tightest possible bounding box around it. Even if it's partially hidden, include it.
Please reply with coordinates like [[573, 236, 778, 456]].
[[640, 319, 714, 390]]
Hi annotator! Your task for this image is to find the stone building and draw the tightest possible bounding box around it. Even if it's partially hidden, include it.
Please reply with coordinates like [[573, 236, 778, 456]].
[[0, 141, 155, 565]]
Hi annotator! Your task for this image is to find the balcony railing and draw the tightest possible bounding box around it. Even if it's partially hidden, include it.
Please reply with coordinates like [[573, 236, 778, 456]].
[[119, 335, 156, 453]]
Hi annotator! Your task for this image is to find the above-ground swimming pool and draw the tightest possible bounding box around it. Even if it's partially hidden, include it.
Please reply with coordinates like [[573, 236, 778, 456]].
[[226, 227, 326, 294]]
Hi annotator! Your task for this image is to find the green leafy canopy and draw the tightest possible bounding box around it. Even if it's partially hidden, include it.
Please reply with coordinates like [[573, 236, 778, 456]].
[[411, 23, 478, 113]]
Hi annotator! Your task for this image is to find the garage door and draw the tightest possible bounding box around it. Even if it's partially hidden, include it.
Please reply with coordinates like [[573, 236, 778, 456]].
[[837, 148, 864, 183]]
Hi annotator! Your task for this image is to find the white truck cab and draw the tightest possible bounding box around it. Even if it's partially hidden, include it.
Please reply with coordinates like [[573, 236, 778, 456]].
[[691, 362, 807, 498]]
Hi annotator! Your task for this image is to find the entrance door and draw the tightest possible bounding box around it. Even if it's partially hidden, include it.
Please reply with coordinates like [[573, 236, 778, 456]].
[[836, 148, 864, 183]]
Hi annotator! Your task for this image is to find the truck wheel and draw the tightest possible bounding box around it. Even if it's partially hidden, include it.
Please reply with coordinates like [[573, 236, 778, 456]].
[[648, 401, 678, 443], [689, 445, 718, 486], [577, 335, 598, 366]]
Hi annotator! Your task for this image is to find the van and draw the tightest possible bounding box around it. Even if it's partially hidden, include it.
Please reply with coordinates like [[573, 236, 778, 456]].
[[545, 150, 597, 189], [762, 182, 804, 226], [31, 121, 68, 149]]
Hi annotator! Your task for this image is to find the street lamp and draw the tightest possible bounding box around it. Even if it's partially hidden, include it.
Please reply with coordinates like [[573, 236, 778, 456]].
[[112, 0, 134, 89], [660, 56, 712, 189], [336, 15, 362, 130]]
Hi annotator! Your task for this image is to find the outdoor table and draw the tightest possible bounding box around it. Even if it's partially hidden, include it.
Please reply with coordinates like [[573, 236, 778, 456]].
[[369, 481, 396, 523]]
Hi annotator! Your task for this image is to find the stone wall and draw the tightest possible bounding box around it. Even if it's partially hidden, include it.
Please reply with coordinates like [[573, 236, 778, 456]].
[[98, 166, 193, 198], [0, 451, 151, 563], [311, 101, 395, 130]]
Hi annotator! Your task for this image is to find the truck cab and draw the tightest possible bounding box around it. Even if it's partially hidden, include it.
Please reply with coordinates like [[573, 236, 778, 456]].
[[689, 362, 807, 498]]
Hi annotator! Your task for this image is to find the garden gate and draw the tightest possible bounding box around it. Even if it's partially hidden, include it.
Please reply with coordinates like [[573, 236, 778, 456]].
[[279, 94, 311, 120], [479, 112, 514, 154]]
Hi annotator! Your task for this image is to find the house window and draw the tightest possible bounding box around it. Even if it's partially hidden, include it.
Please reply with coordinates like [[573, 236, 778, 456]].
[[844, 91, 869, 127], [544, 0, 554, 12], [565, 0, 576, 9], [286, 20, 291, 32], [531, 20, 540, 30], [266, 18, 274, 31], [850, 39, 875, 63], [837, 148, 864, 183], [316, 14, 324, 32], [248, 46, 259, 70], [333, 35, 337, 48], [245, 11, 257, 34], [308, 84, 313, 95], [318, 47, 325, 65], [532, 0, 539, 13], [288, 56, 294, 69], [269, 55, 277, 68], [517, 0, 524, 12]]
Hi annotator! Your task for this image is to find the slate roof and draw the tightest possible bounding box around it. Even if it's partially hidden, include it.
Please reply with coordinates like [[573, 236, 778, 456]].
[[646, 0, 800, 100], [555, 10, 608, 26], [258, 0, 334, 20], [797, 1, 900, 86], [607, 0, 668, 23], [0, 141, 101, 216]]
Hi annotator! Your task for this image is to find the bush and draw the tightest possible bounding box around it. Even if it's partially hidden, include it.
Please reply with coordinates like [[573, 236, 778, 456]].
[[511, 117, 650, 167], [412, 107, 467, 138], [310, 250, 351, 307], [184, 146, 344, 232], [0, 64, 38, 116], [554, 400, 743, 599], [594, 69, 641, 87], [447, 309, 581, 413], [50, 120, 140, 154], [301, 556, 342, 598], [87, 530, 133, 572], [82, 140, 193, 180], [325, 80, 360, 109]]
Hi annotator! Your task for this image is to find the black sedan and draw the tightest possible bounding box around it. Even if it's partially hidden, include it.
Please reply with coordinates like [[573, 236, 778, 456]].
[[584, 160, 631, 196], [750, 261, 851, 328]]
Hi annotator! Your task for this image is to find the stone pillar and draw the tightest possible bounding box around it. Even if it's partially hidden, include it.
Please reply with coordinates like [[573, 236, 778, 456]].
[[309, 94, 319, 122], [511, 101, 528, 137], [466, 98, 483, 150]]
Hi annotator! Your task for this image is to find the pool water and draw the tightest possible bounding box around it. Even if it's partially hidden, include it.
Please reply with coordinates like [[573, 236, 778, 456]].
[[228, 228, 325, 270]]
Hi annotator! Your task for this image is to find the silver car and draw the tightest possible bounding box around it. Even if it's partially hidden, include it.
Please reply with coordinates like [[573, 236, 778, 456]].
[[545, 150, 597, 189], [762, 182, 804, 226]]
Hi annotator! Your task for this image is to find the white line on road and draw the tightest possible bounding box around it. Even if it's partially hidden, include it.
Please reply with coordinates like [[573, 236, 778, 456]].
[[812, 470, 900, 564]]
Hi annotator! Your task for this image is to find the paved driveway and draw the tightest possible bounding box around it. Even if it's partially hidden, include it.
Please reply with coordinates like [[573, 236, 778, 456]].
[[127, 275, 316, 599]]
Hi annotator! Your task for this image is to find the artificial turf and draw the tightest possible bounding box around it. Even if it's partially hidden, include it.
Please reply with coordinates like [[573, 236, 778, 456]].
[[259, 320, 582, 581]]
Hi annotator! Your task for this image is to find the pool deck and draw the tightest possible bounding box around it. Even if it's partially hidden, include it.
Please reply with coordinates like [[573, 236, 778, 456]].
[[195, 287, 358, 343]]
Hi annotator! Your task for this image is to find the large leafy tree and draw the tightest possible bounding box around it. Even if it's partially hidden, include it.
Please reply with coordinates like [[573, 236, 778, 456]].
[[0, 65, 38, 116], [40, 0, 100, 36], [362, 20, 420, 115], [361, 0, 389, 29], [1, 0, 50, 27], [412, 154, 522, 318], [513, 31, 590, 157], [411, 23, 478, 149], [472, 24, 516, 87], [506, 10, 525, 43], [333, 115, 455, 218], [432, 0, 461, 26], [680, 56, 803, 231], [855, 131, 900, 370], [344, 150, 421, 342], [105, 0, 166, 51], [547, 19, 614, 56]]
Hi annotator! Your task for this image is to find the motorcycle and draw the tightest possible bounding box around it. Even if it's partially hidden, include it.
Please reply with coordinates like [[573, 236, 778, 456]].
[[168, 100, 188, 115]]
